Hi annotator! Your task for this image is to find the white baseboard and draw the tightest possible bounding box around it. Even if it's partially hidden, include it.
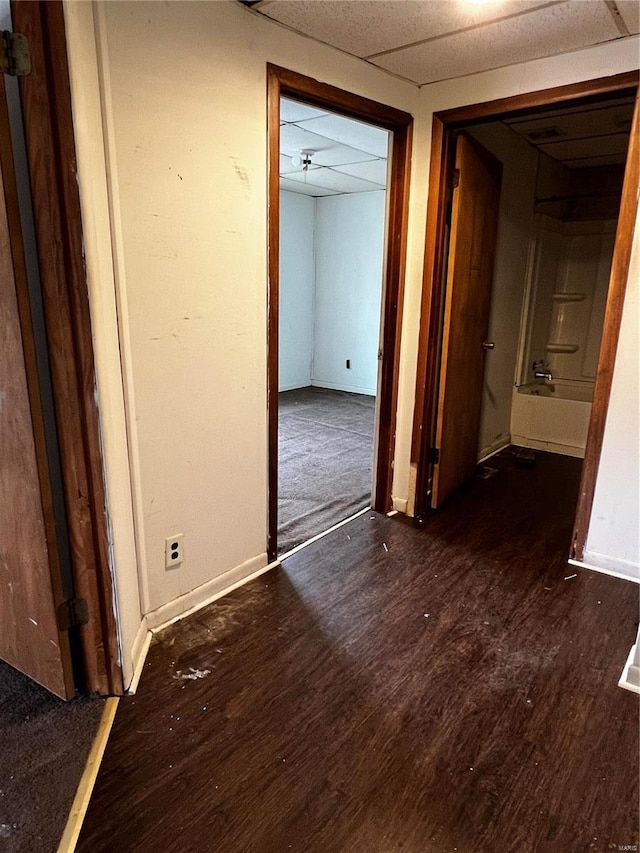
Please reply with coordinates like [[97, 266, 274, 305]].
[[510, 434, 585, 458], [569, 555, 640, 584], [618, 643, 640, 694], [145, 552, 274, 633], [392, 497, 407, 514], [126, 621, 152, 695], [477, 436, 510, 463], [311, 379, 376, 396]]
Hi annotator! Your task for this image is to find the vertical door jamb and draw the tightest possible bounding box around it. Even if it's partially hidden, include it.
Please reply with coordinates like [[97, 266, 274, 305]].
[[411, 71, 639, 556], [266, 65, 413, 561]]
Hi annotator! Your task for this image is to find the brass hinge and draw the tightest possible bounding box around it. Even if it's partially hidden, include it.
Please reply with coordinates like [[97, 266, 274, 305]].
[[429, 447, 440, 464], [451, 168, 460, 190], [1, 31, 31, 77], [57, 598, 89, 632]]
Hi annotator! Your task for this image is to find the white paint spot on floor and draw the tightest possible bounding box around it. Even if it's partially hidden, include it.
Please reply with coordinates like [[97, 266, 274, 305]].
[[29, 618, 38, 626]]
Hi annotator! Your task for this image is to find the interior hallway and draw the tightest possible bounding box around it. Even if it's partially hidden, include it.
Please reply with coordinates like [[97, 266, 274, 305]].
[[77, 448, 639, 852], [278, 387, 375, 553]]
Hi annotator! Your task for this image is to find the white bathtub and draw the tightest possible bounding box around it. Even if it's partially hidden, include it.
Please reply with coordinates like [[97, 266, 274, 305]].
[[510, 380, 593, 457]]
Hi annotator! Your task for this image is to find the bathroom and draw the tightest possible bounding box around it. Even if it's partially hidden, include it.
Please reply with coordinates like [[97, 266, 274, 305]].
[[468, 93, 634, 464]]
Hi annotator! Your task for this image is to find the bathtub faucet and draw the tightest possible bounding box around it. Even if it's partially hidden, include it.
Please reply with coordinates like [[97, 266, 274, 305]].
[[532, 361, 553, 382]]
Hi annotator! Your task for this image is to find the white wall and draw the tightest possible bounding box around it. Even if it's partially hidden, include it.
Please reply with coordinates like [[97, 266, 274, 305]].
[[584, 205, 640, 582], [63, 0, 639, 673], [313, 191, 386, 396], [467, 123, 538, 460], [63, 0, 425, 631], [279, 189, 386, 396], [279, 191, 315, 391]]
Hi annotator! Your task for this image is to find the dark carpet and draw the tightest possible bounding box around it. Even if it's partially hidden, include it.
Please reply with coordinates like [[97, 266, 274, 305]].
[[0, 662, 105, 852], [278, 386, 375, 555]]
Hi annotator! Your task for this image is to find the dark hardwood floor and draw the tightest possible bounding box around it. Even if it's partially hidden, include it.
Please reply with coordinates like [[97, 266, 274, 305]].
[[78, 448, 639, 853]]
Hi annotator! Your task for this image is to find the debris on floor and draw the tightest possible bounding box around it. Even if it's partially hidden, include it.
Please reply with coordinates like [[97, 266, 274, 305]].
[[173, 667, 211, 681], [478, 466, 499, 479], [515, 447, 537, 467]]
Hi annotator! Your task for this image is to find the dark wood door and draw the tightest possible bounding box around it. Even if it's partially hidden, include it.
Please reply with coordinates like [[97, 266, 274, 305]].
[[0, 83, 74, 698], [432, 133, 502, 508]]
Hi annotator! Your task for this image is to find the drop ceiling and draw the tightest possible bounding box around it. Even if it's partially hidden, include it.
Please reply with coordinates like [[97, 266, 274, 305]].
[[243, 0, 639, 86], [280, 98, 390, 196], [504, 94, 635, 167]]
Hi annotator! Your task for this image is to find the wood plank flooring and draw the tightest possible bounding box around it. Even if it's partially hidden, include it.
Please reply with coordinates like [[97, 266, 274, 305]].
[[78, 448, 639, 853]]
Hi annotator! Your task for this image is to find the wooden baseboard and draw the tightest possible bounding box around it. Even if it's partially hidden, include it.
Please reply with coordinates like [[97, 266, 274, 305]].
[[57, 697, 119, 853]]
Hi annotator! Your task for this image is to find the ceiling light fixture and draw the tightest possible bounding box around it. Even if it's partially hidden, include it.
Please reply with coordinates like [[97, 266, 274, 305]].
[[291, 150, 314, 171]]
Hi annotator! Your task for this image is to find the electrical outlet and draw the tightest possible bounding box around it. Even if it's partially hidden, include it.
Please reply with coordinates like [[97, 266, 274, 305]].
[[165, 534, 184, 569]]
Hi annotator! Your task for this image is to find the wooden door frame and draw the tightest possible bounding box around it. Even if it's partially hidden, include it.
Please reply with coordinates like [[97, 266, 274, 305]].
[[411, 70, 639, 564], [11, 1, 123, 695], [267, 64, 413, 561]]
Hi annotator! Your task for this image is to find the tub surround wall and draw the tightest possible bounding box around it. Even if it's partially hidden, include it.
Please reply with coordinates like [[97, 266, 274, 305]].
[[512, 217, 617, 457]]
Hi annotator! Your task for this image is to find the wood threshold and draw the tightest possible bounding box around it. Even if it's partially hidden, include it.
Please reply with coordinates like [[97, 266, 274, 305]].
[[266, 65, 413, 561], [412, 72, 640, 559], [57, 697, 119, 853], [11, 0, 123, 695]]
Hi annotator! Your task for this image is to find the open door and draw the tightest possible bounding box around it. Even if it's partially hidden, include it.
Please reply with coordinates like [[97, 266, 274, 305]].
[[432, 133, 502, 508], [0, 82, 74, 698]]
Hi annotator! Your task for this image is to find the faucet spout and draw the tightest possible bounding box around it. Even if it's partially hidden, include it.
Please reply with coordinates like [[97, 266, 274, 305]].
[[534, 368, 553, 381]]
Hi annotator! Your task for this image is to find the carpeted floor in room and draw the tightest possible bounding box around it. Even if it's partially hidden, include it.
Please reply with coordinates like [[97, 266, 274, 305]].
[[278, 386, 375, 555], [0, 663, 104, 853]]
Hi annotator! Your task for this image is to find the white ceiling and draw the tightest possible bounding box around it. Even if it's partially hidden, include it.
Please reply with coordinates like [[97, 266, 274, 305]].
[[280, 98, 390, 196], [244, 0, 639, 86]]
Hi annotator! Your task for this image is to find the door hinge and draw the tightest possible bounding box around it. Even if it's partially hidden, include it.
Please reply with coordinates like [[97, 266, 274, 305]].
[[450, 168, 460, 190], [429, 447, 440, 464], [1, 31, 31, 77], [57, 598, 89, 632]]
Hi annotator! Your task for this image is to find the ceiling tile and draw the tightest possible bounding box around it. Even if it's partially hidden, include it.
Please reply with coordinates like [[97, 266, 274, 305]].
[[280, 123, 376, 167], [508, 101, 635, 143], [615, 0, 640, 34], [564, 154, 628, 168], [279, 176, 339, 197], [259, 0, 553, 59], [538, 132, 630, 162], [371, 2, 621, 85], [295, 114, 390, 158], [332, 158, 389, 185], [284, 167, 384, 194], [280, 98, 328, 123]]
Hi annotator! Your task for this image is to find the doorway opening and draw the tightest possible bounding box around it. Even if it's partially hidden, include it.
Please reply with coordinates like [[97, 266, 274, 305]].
[[277, 98, 390, 555], [267, 66, 413, 561], [413, 73, 638, 562]]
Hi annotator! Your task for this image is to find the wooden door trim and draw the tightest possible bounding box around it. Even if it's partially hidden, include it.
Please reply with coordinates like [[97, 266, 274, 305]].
[[571, 92, 639, 560], [412, 70, 639, 557], [11, 0, 123, 695], [267, 64, 413, 561]]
